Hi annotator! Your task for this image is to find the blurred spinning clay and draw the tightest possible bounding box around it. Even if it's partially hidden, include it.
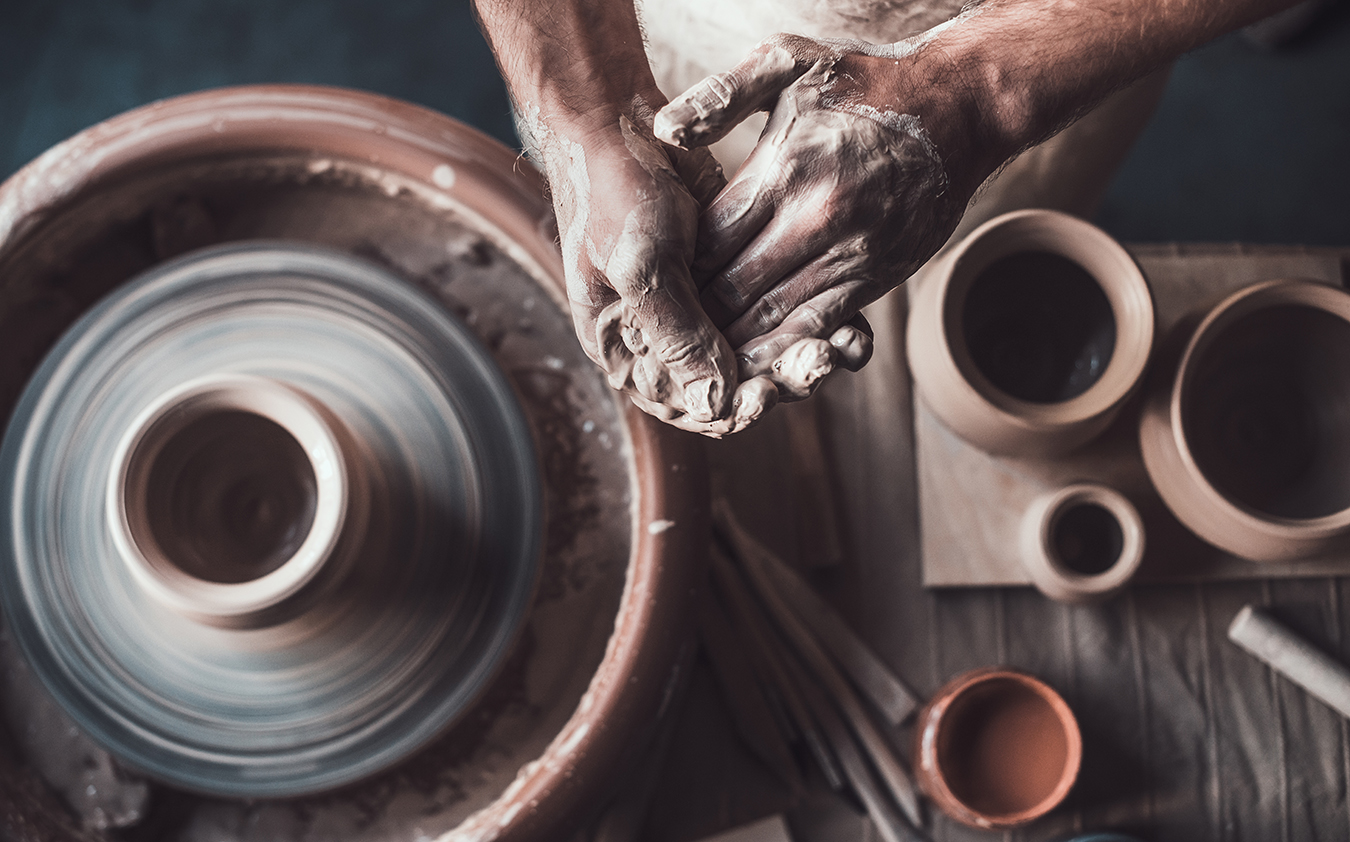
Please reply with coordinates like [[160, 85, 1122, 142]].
[[0, 242, 542, 797]]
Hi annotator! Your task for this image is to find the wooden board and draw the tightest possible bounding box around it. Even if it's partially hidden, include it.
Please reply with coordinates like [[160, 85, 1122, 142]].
[[915, 244, 1350, 587]]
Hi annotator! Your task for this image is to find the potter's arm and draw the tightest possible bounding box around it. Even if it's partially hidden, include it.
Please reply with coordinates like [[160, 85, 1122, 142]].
[[473, 0, 783, 436], [655, 0, 1304, 384]]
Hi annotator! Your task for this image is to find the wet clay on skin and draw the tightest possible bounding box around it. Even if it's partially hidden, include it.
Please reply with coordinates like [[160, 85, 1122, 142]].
[[936, 677, 1071, 817]]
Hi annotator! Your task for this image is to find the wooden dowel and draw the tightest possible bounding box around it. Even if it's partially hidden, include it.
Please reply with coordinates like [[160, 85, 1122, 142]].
[[717, 499, 918, 725]]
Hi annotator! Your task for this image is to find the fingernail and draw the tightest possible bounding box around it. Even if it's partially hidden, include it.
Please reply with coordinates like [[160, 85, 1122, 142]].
[[683, 377, 726, 423]]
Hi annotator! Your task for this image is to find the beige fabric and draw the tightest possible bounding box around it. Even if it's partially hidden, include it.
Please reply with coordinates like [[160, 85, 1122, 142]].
[[638, 0, 1171, 235]]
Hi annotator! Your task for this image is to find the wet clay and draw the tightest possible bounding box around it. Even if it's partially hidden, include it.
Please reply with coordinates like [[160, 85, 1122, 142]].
[[936, 677, 1070, 817], [962, 250, 1116, 404], [145, 410, 318, 584]]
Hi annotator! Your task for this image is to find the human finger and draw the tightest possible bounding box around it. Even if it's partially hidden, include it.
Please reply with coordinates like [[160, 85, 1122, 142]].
[[830, 313, 874, 372], [690, 169, 779, 294], [722, 252, 868, 349], [604, 226, 737, 422], [734, 282, 871, 377], [765, 337, 837, 401], [627, 376, 779, 438], [699, 187, 840, 328], [653, 34, 823, 150], [667, 144, 727, 208]]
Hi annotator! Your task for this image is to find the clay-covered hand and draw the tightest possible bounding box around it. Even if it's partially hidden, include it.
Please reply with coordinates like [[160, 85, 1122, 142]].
[[654, 32, 991, 399], [528, 109, 779, 437]]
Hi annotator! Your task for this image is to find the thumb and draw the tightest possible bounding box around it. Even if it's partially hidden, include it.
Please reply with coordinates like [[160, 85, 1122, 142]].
[[654, 34, 820, 150]]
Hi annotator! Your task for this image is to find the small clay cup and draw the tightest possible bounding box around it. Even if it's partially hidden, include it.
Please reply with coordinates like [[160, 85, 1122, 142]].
[[915, 667, 1082, 830], [109, 374, 363, 625], [908, 209, 1154, 456], [1140, 279, 1350, 562], [1020, 483, 1145, 603]]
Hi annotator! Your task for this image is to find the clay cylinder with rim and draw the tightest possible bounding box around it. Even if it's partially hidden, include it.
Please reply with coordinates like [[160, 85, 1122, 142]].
[[1140, 278, 1350, 562], [1020, 483, 1145, 603], [108, 374, 362, 626], [908, 209, 1154, 456], [915, 667, 1082, 830]]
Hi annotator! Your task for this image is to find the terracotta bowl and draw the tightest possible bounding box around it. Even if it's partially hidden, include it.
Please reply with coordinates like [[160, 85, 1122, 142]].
[[1020, 482, 1145, 603], [915, 667, 1082, 830], [1140, 278, 1350, 562], [0, 86, 705, 839], [908, 209, 1154, 456]]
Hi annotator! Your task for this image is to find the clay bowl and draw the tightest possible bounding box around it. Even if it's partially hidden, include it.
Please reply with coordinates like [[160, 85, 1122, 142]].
[[1020, 482, 1145, 603], [908, 209, 1154, 456], [915, 667, 1082, 830], [0, 86, 705, 838], [1140, 279, 1350, 562]]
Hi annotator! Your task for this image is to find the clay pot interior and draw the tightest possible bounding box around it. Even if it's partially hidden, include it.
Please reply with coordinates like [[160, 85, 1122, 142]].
[[917, 668, 1082, 829], [1020, 483, 1145, 603], [111, 375, 353, 623], [961, 250, 1116, 404], [908, 209, 1154, 456], [1141, 279, 1350, 562], [1183, 301, 1350, 521]]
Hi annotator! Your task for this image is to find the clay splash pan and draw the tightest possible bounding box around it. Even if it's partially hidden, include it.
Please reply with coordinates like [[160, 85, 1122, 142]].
[[0, 86, 705, 840]]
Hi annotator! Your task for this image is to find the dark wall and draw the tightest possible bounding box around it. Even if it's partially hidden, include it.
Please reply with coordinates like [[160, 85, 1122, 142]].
[[2, 0, 1347, 245]]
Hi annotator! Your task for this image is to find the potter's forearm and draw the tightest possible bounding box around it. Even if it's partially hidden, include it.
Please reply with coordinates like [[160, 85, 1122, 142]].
[[473, 0, 663, 136], [924, 0, 1299, 177]]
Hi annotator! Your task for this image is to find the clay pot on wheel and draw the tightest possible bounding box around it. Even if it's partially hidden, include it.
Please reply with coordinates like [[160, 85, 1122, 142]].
[[1140, 279, 1350, 562], [908, 209, 1154, 456], [0, 86, 705, 838]]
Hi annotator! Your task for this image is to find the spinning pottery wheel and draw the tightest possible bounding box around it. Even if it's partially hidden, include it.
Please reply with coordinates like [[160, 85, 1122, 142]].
[[0, 87, 704, 839], [2, 243, 541, 796]]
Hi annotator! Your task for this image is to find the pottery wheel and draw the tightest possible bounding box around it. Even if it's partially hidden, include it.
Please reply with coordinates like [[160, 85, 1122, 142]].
[[0, 242, 542, 798]]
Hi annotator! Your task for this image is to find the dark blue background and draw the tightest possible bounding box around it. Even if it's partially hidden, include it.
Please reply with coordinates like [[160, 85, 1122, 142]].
[[2, 0, 1347, 245]]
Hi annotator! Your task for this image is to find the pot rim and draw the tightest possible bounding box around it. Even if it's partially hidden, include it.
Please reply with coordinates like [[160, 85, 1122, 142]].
[[1169, 278, 1350, 538], [1020, 482, 1145, 602], [940, 209, 1155, 427], [916, 666, 1083, 830]]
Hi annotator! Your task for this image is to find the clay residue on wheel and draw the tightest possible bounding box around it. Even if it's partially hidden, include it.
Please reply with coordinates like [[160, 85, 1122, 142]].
[[0, 155, 632, 839]]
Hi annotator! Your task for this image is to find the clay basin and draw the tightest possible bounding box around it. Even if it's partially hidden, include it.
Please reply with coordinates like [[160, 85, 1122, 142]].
[[915, 667, 1082, 830], [1140, 279, 1350, 562], [0, 85, 705, 839], [908, 209, 1154, 456]]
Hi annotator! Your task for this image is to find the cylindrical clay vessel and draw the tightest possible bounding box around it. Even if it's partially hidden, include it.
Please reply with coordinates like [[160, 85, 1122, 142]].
[[1140, 279, 1350, 562], [1020, 482, 1145, 603], [908, 209, 1155, 457], [915, 667, 1082, 830], [0, 86, 705, 839]]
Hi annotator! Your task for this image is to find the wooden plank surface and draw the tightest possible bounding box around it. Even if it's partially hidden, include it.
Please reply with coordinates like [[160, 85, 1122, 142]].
[[644, 245, 1350, 842]]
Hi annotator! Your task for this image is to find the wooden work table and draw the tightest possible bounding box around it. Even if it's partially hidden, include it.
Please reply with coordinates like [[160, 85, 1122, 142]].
[[638, 245, 1350, 842]]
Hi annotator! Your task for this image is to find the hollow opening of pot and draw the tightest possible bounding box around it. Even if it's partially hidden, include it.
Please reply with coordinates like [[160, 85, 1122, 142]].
[[935, 676, 1072, 820], [1050, 501, 1125, 576], [137, 409, 319, 584], [1184, 303, 1350, 520], [962, 251, 1116, 404]]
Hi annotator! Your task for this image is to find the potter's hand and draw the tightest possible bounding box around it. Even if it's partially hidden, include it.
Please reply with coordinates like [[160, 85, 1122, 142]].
[[654, 33, 987, 400], [473, 0, 786, 436], [532, 113, 778, 435]]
